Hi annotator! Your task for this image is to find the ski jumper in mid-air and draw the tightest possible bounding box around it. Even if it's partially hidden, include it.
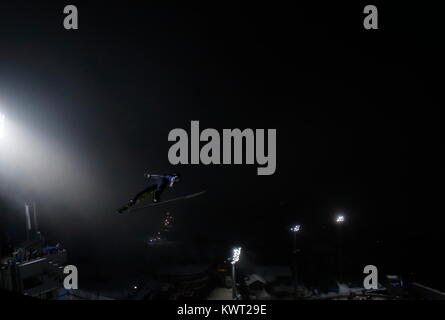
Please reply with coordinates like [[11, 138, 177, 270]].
[[116, 173, 181, 214]]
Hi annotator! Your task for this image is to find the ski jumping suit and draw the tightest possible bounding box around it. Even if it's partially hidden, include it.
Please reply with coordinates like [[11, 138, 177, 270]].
[[132, 174, 178, 203]]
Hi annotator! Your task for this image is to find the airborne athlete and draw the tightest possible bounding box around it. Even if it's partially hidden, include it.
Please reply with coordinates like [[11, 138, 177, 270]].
[[116, 173, 181, 214]]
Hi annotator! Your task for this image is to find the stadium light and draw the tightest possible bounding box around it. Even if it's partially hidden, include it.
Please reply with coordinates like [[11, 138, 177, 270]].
[[231, 247, 241, 264], [335, 213, 345, 282], [336, 215, 345, 223], [290, 224, 301, 296], [230, 247, 242, 299]]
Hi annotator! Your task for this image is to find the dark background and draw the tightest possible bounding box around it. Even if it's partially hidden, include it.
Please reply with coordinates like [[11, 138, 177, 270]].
[[0, 2, 442, 292]]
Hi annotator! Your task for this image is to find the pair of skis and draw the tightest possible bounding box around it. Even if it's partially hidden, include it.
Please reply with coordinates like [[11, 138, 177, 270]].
[[116, 190, 206, 214]]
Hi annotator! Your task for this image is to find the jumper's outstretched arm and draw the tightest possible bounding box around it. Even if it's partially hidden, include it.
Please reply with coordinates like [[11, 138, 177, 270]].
[[143, 173, 163, 179]]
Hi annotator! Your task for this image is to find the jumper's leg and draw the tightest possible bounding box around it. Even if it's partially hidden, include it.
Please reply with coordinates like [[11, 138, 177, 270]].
[[116, 185, 156, 213]]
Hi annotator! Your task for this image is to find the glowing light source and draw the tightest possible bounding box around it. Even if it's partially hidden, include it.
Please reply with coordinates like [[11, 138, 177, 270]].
[[0, 113, 5, 139], [291, 225, 301, 232], [336, 215, 345, 223], [231, 247, 242, 264]]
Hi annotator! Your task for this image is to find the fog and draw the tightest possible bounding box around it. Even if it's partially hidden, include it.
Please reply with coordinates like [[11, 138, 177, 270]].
[[0, 111, 99, 210]]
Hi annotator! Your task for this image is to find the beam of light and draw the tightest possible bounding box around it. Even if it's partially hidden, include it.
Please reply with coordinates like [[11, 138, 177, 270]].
[[231, 247, 242, 264], [0, 109, 101, 213], [0, 113, 6, 140]]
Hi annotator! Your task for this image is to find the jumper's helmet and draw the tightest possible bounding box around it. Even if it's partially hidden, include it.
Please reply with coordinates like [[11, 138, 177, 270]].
[[171, 173, 181, 184]]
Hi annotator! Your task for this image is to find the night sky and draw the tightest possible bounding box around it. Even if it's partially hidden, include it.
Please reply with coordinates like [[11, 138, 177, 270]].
[[0, 2, 443, 292]]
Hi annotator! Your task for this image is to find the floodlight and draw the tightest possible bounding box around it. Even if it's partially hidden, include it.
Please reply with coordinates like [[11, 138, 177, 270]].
[[231, 247, 242, 264], [336, 215, 345, 223]]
